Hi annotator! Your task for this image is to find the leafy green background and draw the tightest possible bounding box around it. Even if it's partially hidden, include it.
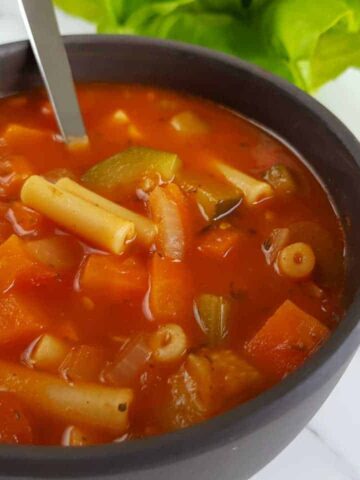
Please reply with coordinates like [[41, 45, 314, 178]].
[[54, 0, 360, 91]]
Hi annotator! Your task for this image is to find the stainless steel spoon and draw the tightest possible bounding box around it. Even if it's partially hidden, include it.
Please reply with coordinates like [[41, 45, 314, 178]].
[[18, 0, 87, 143]]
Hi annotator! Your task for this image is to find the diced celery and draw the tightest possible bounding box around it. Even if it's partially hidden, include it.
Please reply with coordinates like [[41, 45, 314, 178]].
[[82, 147, 181, 196], [264, 164, 297, 194], [177, 171, 242, 220], [195, 294, 231, 346]]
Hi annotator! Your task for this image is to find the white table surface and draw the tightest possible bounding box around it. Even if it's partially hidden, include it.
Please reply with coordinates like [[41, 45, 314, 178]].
[[0, 2, 360, 479]]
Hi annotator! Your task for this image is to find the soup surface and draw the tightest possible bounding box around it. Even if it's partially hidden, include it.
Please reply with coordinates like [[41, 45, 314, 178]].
[[0, 84, 344, 446]]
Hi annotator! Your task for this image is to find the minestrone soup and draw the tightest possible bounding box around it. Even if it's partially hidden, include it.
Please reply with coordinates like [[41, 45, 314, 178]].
[[0, 84, 344, 445]]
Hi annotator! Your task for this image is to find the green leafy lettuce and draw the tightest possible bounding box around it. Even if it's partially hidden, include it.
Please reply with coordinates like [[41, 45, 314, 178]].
[[54, 0, 360, 91]]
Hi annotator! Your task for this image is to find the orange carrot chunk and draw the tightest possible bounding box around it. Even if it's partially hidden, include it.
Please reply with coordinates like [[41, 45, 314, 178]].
[[80, 254, 148, 301], [149, 254, 193, 324], [245, 300, 330, 379], [0, 234, 56, 292], [0, 392, 33, 444], [0, 292, 48, 345]]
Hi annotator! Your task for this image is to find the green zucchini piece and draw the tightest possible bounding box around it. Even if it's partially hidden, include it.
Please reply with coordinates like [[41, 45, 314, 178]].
[[177, 171, 242, 220], [82, 147, 181, 195]]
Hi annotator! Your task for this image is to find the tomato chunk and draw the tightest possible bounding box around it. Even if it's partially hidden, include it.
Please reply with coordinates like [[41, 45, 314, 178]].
[[0, 392, 33, 444], [245, 300, 330, 379]]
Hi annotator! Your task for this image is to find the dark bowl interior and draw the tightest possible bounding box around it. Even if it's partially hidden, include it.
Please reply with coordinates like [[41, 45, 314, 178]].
[[0, 35, 360, 480]]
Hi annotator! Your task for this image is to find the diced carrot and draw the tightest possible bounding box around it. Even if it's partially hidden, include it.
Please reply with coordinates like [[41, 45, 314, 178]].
[[80, 254, 148, 301], [245, 300, 330, 379], [0, 155, 33, 199], [197, 225, 241, 259], [0, 235, 57, 292], [60, 345, 107, 383], [149, 254, 193, 324], [149, 184, 188, 260], [0, 292, 48, 345], [0, 392, 33, 444], [6, 202, 45, 237]]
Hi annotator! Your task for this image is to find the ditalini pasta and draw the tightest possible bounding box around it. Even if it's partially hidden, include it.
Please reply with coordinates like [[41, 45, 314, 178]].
[[149, 324, 187, 363], [21, 176, 135, 254], [0, 83, 344, 446]]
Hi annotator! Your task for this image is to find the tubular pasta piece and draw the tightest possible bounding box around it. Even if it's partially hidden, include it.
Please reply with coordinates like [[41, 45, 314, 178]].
[[21, 176, 135, 254], [0, 360, 133, 434], [213, 161, 273, 205], [56, 177, 156, 246], [149, 324, 187, 363]]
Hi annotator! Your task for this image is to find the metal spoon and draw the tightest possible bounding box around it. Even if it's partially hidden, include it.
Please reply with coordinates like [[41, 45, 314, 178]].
[[18, 0, 87, 143]]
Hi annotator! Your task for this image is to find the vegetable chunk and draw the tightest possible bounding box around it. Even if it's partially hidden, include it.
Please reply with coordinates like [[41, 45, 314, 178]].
[[264, 164, 297, 195], [195, 294, 231, 345], [149, 184, 188, 260], [60, 345, 107, 382], [0, 292, 48, 345], [0, 234, 56, 292], [163, 349, 261, 430], [177, 171, 242, 220], [82, 147, 181, 198], [245, 300, 330, 379], [149, 254, 193, 323], [80, 254, 148, 301]]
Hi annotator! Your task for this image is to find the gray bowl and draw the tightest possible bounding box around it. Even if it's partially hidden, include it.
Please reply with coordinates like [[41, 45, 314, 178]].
[[0, 35, 360, 480]]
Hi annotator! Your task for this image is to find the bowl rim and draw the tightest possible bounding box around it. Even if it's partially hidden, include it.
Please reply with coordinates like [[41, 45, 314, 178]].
[[0, 33, 360, 477]]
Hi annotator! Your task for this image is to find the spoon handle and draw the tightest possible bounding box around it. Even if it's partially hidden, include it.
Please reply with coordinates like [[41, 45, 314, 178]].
[[18, 0, 87, 142]]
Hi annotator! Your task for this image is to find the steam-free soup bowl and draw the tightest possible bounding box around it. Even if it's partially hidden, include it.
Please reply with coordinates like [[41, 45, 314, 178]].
[[0, 35, 360, 480]]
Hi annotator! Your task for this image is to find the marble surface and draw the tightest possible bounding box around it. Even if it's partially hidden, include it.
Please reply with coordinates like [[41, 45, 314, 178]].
[[0, 2, 360, 479]]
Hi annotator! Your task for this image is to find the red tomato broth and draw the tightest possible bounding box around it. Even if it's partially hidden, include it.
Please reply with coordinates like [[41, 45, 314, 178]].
[[0, 83, 345, 445]]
